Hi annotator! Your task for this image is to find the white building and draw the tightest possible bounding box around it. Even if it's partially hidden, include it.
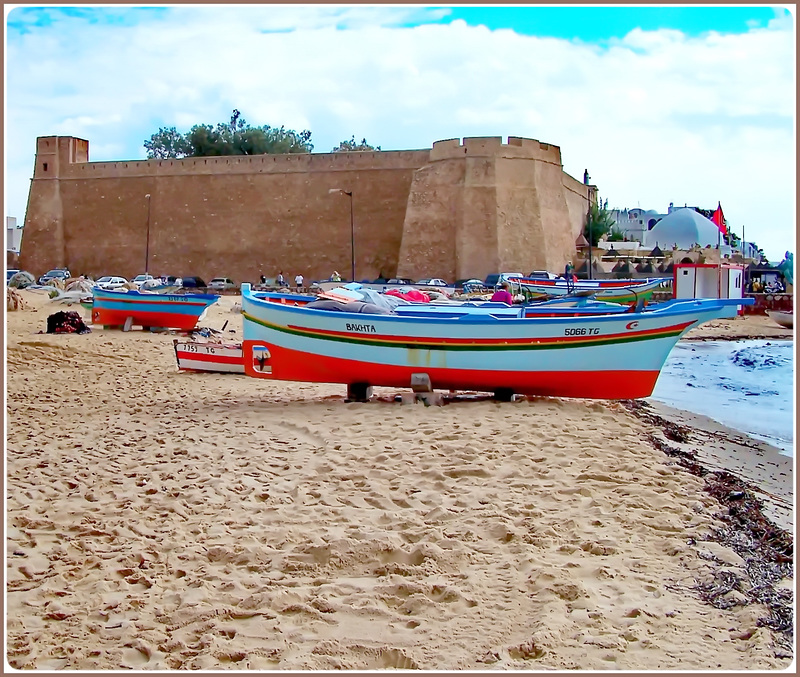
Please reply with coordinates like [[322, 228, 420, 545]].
[[6, 216, 23, 253], [609, 202, 756, 259], [643, 207, 732, 255], [608, 207, 666, 242]]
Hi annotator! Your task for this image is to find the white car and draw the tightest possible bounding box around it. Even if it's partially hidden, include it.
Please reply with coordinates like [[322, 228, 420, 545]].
[[95, 276, 128, 290], [208, 277, 236, 291], [131, 274, 157, 287], [415, 278, 449, 287]]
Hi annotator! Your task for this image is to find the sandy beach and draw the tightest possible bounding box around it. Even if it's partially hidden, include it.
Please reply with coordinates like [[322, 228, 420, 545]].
[[5, 289, 794, 670]]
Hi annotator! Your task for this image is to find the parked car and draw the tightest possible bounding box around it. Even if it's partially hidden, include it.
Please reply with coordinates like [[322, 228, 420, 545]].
[[387, 278, 414, 285], [38, 268, 71, 285], [483, 272, 524, 289], [415, 278, 449, 287], [454, 278, 485, 293], [527, 270, 558, 279], [158, 275, 182, 286], [95, 276, 129, 290], [131, 274, 157, 287], [180, 276, 207, 289], [208, 277, 236, 291]]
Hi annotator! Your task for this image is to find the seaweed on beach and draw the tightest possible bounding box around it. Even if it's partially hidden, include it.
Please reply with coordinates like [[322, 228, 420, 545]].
[[621, 399, 794, 658]]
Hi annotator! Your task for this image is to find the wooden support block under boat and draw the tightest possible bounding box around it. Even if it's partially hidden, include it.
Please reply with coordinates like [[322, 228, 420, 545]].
[[345, 383, 373, 402]]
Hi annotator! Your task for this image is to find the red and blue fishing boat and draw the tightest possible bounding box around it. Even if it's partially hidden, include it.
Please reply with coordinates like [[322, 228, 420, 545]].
[[91, 288, 219, 331], [239, 283, 751, 399]]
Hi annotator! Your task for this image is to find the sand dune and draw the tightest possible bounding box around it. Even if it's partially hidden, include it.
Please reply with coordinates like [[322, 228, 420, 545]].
[[4, 290, 793, 670]]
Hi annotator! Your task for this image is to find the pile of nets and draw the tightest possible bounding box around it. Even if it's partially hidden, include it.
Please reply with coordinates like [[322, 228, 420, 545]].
[[7, 288, 28, 311], [42, 310, 92, 334]]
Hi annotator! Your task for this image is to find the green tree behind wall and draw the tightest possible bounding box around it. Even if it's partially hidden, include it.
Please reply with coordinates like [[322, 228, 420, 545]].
[[144, 110, 314, 158], [331, 136, 381, 152]]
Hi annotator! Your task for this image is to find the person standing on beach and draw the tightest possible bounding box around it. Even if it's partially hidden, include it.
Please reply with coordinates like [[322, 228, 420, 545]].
[[294, 273, 304, 291], [277, 271, 286, 287], [564, 261, 575, 292], [490, 282, 514, 305]]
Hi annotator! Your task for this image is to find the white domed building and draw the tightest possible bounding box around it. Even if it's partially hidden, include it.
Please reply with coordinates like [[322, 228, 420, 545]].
[[643, 207, 731, 254]]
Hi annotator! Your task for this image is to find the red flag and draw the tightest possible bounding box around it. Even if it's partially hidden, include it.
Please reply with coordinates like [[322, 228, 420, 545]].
[[711, 202, 727, 235]]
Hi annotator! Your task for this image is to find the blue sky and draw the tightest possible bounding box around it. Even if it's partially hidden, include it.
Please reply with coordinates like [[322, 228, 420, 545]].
[[4, 4, 795, 262], [433, 6, 782, 39]]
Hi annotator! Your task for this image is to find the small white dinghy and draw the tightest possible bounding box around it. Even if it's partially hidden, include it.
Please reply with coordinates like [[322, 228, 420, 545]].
[[766, 310, 793, 329]]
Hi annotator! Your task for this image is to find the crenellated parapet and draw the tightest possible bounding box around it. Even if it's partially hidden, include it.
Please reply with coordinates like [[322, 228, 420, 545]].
[[430, 135, 562, 166]]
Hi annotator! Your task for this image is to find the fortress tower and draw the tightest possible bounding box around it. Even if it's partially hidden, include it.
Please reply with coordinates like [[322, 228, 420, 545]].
[[19, 135, 594, 282], [397, 136, 594, 279]]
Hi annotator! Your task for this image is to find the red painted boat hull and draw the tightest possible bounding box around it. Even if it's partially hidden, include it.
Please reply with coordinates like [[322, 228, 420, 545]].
[[243, 341, 661, 399]]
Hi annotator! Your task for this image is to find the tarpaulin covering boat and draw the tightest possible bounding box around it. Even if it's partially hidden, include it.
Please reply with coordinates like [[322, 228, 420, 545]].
[[239, 283, 751, 399]]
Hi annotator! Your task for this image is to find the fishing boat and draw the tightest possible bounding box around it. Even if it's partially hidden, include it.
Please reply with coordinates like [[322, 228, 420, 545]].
[[509, 276, 669, 304], [91, 288, 219, 331], [255, 287, 638, 318], [766, 310, 793, 329], [173, 340, 245, 373], [239, 283, 752, 399], [174, 297, 632, 376]]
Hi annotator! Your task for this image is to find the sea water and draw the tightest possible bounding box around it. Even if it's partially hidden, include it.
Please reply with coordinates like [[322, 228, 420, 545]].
[[648, 340, 795, 456]]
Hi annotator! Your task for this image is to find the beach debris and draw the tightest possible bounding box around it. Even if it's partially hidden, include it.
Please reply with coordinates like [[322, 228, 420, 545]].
[[41, 310, 92, 334], [64, 278, 95, 294], [188, 326, 225, 343], [622, 399, 794, 657], [6, 288, 29, 311], [48, 289, 91, 305]]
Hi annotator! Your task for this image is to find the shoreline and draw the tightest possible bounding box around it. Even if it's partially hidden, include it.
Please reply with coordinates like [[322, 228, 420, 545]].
[[637, 401, 793, 534], [4, 290, 794, 669]]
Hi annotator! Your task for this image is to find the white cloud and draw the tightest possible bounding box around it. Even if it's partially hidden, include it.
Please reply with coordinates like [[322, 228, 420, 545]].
[[4, 6, 795, 261]]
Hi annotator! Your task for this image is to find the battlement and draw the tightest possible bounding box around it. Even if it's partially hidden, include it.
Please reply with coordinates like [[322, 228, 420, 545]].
[[34, 136, 89, 178], [430, 135, 562, 164], [34, 135, 431, 178]]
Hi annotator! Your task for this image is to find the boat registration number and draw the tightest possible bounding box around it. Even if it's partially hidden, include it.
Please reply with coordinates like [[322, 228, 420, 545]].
[[564, 327, 600, 336], [181, 344, 216, 353]]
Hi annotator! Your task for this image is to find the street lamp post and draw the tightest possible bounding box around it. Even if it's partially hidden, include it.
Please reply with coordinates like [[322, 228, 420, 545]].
[[144, 193, 152, 275], [329, 188, 354, 282]]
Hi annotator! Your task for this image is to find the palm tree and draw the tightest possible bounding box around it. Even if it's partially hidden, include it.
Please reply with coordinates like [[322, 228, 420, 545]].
[[584, 198, 615, 246]]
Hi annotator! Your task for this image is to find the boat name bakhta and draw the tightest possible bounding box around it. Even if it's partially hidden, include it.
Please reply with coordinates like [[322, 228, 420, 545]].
[[346, 323, 377, 333]]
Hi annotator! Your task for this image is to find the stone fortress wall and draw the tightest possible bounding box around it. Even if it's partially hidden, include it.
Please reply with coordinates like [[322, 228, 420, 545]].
[[20, 135, 595, 284]]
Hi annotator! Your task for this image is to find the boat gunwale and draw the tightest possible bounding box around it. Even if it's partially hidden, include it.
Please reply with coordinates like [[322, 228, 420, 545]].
[[241, 285, 748, 328]]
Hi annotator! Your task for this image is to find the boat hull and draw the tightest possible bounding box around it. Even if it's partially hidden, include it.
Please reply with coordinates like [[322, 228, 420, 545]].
[[243, 342, 661, 398], [92, 289, 219, 330], [766, 310, 794, 329], [240, 284, 750, 399], [174, 341, 245, 373]]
